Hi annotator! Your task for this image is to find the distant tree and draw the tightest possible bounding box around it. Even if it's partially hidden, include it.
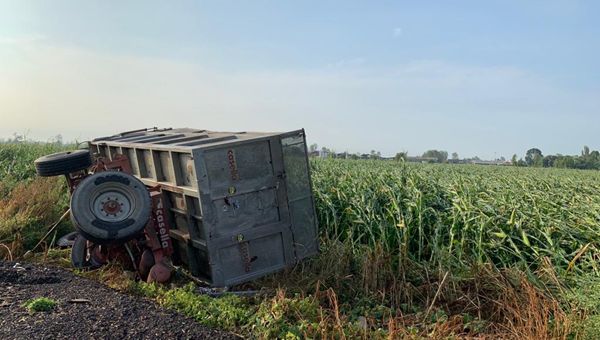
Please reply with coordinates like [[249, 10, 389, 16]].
[[370, 150, 381, 160], [555, 155, 575, 168], [525, 148, 543, 166], [533, 153, 544, 167], [452, 152, 459, 160], [584, 150, 600, 169], [511, 154, 518, 166], [53, 134, 63, 145], [422, 150, 448, 163], [350, 153, 360, 160], [395, 152, 407, 162], [582, 145, 590, 157], [543, 155, 558, 168], [309, 143, 319, 153]]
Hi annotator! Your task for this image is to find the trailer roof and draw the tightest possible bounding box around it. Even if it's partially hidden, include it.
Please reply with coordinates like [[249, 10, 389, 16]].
[[91, 127, 285, 151]]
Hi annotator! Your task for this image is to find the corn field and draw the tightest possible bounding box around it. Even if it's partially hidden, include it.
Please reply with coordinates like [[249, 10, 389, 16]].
[[311, 159, 600, 278]]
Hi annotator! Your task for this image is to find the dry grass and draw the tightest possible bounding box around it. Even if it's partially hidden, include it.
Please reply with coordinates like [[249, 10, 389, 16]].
[[0, 177, 67, 259], [256, 246, 574, 338], [493, 277, 571, 339]]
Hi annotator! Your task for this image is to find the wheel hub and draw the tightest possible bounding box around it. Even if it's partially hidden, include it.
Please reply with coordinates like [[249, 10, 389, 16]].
[[93, 191, 131, 222], [102, 200, 121, 215]]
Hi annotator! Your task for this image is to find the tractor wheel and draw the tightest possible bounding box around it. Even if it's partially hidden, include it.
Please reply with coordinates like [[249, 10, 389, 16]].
[[34, 150, 92, 177], [71, 234, 105, 269], [57, 231, 79, 248], [70, 172, 151, 244]]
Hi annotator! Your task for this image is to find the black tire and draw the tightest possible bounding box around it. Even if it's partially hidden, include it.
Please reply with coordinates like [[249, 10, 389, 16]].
[[35, 150, 92, 177], [57, 231, 79, 248], [138, 249, 155, 281], [71, 234, 102, 269], [70, 172, 151, 244]]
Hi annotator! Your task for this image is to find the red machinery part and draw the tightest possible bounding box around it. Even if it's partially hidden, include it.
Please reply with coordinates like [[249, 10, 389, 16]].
[[140, 189, 174, 283], [63, 153, 174, 283], [148, 189, 173, 256], [138, 249, 155, 280], [147, 261, 173, 283]]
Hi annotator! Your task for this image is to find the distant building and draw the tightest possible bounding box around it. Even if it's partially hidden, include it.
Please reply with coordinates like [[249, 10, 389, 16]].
[[406, 156, 439, 163], [309, 150, 330, 158], [469, 160, 513, 166]]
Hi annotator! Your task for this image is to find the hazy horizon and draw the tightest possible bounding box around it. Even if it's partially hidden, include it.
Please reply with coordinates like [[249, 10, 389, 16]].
[[1, 1, 598, 159]]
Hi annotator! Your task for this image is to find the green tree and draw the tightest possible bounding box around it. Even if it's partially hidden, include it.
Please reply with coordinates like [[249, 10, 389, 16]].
[[533, 153, 544, 167], [422, 150, 448, 163], [555, 155, 575, 168], [395, 152, 407, 162], [525, 148, 543, 167], [582, 145, 590, 157], [543, 155, 558, 168]]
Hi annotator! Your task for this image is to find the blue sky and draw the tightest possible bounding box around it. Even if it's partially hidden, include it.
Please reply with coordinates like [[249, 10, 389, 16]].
[[0, 1, 598, 159]]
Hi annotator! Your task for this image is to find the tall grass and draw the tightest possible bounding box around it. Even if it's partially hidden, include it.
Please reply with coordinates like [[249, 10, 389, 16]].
[[0, 142, 71, 258], [0, 143, 68, 192]]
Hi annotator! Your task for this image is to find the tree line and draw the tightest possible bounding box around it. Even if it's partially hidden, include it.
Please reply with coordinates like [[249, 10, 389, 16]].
[[309, 143, 600, 170], [512, 146, 600, 170]]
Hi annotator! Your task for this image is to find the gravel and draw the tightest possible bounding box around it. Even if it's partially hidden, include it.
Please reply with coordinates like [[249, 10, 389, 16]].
[[0, 261, 240, 340]]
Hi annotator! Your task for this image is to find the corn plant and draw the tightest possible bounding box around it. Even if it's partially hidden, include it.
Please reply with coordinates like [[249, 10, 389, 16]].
[[311, 159, 600, 287]]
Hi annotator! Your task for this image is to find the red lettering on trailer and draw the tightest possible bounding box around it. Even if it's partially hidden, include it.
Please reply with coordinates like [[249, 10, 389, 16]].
[[153, 196, 172, 254], [227, 149, 240, 181]]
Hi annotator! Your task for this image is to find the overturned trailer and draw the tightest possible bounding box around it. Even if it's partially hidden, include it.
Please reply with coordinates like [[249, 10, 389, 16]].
[[87, 128, 319, 286]]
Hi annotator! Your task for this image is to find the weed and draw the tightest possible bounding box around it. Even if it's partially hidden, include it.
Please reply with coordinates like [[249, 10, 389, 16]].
[[23, 297, 57, 313]]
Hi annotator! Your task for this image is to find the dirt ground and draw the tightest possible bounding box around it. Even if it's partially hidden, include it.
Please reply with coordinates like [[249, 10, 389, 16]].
[[0, 261, 240, 340]]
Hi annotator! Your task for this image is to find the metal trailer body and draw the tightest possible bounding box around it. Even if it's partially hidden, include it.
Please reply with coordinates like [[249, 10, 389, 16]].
[[90, 128, 319, 286]]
